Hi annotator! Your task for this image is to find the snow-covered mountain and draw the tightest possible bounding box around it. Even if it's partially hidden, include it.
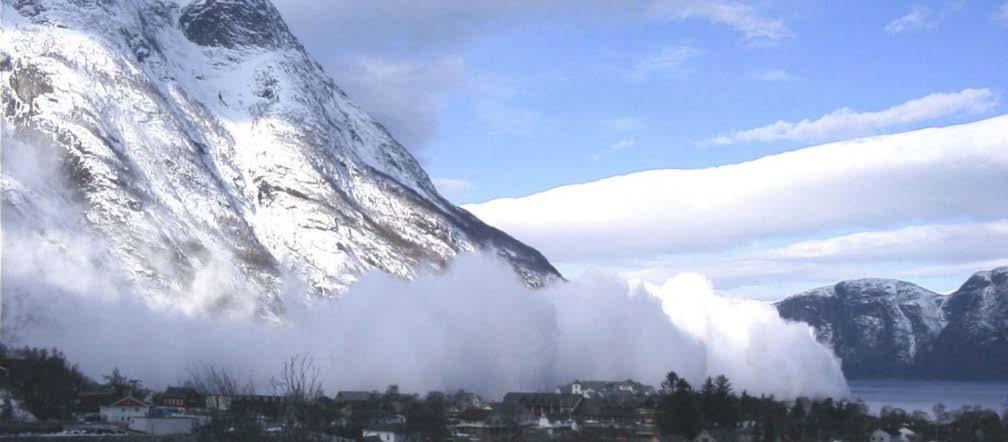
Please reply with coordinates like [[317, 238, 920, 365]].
[[776, 267, 1008, 379], [1, 0, 560, 316]]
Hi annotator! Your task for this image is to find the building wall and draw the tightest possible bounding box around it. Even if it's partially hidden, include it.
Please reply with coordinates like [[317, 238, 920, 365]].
[[363, 429, 410, 442], [99, 406, 148, 425], [128, 417, 196, 435]]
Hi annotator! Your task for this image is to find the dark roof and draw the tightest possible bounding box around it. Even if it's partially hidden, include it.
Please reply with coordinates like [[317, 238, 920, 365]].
[[577, 397, 642, 418], [162, 387, 200, 398], [337, 391, 375, 402], [458, 407, 492, 422], [502, 393, 583, 410], [109, 396, 150, 408], [365, 423, 411, 433]]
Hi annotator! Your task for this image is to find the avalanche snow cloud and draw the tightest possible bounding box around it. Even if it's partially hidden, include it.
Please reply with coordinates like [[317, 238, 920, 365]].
[[0, 0, 846, 399], [0, 134, 846, 397], [2, 239, 848, 399]]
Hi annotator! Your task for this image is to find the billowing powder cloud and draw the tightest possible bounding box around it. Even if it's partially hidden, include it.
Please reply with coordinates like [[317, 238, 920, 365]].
[[2, 241, 846, 399], [0, 129, 846, 400]]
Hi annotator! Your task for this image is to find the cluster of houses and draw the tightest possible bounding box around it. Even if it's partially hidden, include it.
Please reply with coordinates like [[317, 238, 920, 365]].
[[76, 387, 212, 436], [350, 379, 664, 441], [61, 380, 928, 441]]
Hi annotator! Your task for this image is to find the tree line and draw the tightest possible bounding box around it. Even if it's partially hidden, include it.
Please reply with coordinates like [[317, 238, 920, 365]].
[[654, 370, 1008, 441]]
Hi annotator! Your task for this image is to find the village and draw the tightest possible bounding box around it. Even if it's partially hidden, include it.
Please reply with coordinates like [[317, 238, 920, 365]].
[[1, 378, 927, 442], [1, 347, 1005, 441]]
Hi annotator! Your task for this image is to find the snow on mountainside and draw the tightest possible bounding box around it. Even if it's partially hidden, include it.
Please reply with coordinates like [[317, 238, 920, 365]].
[[0, 0, 560, 316], [776, 267, 1008, 379], [775, 279, 946, 377]]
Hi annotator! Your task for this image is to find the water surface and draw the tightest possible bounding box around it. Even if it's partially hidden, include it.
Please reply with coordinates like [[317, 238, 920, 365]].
[[848, 380, 1008, 416]]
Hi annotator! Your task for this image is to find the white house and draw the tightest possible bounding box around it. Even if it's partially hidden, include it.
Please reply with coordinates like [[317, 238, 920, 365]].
[[363, 424, 417, 442], [694, 430, 718, 442], [899, 427, 923, 442], [99, 396, 149, 425], [870, 429, 892, 442]]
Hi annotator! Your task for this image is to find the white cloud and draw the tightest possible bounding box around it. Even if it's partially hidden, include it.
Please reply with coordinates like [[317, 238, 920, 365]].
[[995, 2, 1008, 25], [610, 139, 636, 151], [629, 45, 701, 81], [591, 139, 637, 161], [647, 0, 794, 45], [466, 116, 1008, 265], [269, 1, 789, 149], [563, 220, 1008, 299], [270, 1, 613, 150], [332, 56, 467, 149], [884, 5, 936, 34], [707, 88, 998, 145], [767, 221, 1008, 263], [432, 177, 475, 202], [750, 68, 800, 82]]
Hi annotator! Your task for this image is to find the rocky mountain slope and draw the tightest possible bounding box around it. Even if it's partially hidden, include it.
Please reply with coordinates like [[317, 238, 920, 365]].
[[0, 0, 560, 317], [776, 267, 1008, 379], [920, 267, 1008, 379]]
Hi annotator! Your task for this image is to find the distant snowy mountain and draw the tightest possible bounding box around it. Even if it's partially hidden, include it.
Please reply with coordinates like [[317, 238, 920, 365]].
[[0, 0, 560, 316], [776, 267, 1008, 379]]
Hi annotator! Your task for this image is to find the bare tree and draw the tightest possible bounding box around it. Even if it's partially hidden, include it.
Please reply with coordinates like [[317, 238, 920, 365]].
[[271, 354, 322, 402], [185, 364, 255, 396]]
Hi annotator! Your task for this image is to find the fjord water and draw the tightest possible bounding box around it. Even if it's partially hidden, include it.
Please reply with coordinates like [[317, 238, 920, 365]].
[[848, 380, 1008, 415]]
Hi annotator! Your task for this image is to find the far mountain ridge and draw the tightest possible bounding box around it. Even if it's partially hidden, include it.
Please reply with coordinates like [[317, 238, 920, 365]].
[[776, 267, 1008, 380]]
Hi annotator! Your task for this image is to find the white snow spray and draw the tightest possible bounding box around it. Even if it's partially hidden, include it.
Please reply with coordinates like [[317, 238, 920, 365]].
[[2, 243, 847, 399], [0, 131, 847, 400]]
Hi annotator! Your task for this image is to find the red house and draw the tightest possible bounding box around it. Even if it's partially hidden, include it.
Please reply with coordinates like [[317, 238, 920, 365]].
[[157, 387, 204, 410]]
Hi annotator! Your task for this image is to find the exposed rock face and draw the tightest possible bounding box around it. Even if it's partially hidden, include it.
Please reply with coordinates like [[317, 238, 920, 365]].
[[179, 0, 297, 50], [921, 267, 1008, 379], [776, 267, 1008, 380], [0, 0, 561, 317]]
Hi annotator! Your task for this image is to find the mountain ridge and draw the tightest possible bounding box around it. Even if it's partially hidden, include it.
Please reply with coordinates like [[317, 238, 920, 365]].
[[776, 267, 1008, 380]]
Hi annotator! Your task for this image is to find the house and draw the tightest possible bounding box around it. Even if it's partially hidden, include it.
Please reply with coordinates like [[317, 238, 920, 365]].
[[694, 430, 718, 442], [362, 423, 419, 442], [205, 394, 232, 411], [158, 387, 204, 410], [99, 396, 149, 425], [870, 429, 892, 442], [869, 427, 920, 442], [556, 379, 657, 398], [75, 391, 120, 417], [501, 392, 583, 423], [336, 390, 377, 404], [204, 394, 284, 411], [576, 395, 657, 428], [896, 427, 918, 442]]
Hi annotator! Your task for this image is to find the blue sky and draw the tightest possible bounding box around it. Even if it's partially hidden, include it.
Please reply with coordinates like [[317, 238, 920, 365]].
[[401, 1, 1007, 202], [274, 0, 1008, 298]]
